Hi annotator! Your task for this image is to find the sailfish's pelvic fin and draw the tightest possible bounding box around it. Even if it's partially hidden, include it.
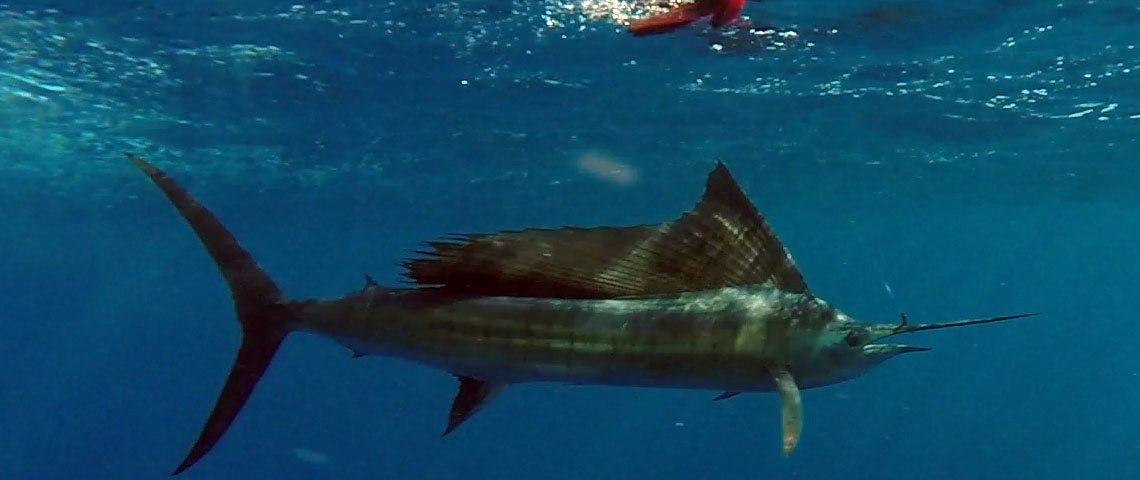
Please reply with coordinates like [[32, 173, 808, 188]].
[[442, 376, 506, 437], [127, 153, 296, 476], [772, 367, 803, 457]]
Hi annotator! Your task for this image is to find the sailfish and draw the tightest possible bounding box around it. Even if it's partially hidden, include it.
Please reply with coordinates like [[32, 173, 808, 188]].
[[125, 154, 1036, 475]]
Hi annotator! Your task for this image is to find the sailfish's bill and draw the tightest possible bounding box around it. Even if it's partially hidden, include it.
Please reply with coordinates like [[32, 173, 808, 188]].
[[895, 313, 1039, 334]]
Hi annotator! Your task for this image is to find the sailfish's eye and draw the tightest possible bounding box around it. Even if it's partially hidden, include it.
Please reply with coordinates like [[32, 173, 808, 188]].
[[844, 329, 866, 347]]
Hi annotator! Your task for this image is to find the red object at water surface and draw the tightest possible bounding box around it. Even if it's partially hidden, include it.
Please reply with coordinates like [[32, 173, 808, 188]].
[[627, 0, 747, 37]]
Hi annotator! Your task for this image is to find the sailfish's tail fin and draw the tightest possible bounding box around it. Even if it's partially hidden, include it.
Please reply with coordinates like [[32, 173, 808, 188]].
[[127, 153, 295, 476]]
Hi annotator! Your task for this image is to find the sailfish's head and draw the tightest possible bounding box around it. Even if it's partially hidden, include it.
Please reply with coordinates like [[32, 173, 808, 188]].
[[799, 312, 1038, 388]]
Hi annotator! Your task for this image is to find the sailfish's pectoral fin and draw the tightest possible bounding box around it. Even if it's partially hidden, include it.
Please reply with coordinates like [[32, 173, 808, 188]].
[[772, 367, 803, 456], [713, 390, 742, 401], [442, 376, 506, 437]]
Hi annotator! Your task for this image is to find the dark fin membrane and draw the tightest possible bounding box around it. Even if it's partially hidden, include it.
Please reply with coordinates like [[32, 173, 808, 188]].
[[127, 154, 293, 476], [404, 161, 809, 298], [406, 224, 670, 299], [442, 376, 505, 437], [672, 161, 809, 294], [713, 390, 742, 401]]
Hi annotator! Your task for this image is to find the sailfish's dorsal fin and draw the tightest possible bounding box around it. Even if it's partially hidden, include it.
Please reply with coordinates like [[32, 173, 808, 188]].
[[403, 161, 808, 298], [675, 161, 808, 294]]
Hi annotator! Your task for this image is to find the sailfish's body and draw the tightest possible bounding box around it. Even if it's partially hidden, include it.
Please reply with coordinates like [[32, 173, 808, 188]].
[[299, 286, 842, 391], [126, 154, 1034, 475]]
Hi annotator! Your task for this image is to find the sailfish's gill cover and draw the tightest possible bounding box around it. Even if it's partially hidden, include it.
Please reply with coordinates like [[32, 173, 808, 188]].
[[403, 161, 809, 298]]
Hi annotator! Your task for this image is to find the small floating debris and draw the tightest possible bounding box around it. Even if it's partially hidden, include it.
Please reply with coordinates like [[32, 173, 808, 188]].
[[291, 447, 329, 465], [577, 151, 638, 186]]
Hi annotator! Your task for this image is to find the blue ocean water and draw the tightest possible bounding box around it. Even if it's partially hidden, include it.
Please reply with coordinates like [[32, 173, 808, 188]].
[[2, 0, 1139, 478]]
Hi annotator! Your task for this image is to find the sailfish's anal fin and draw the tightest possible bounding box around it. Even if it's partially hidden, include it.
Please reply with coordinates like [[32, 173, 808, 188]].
[[442, 376, 505, 437]]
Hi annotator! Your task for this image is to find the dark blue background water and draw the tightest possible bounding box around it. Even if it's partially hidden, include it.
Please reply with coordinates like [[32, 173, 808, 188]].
[[2, 1, 1139, 478]]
